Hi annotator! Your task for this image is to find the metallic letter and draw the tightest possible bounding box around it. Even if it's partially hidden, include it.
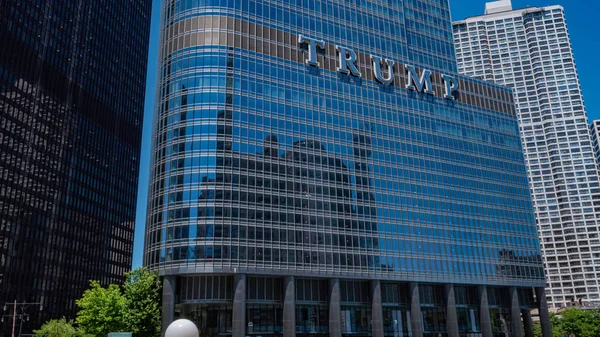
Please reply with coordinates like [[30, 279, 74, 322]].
[[298, 35, 325, 67], [371, 55, 394, 85], [405, 64, 434, 95], [442, 74, 459, 100], [336, 45, 362, 78]]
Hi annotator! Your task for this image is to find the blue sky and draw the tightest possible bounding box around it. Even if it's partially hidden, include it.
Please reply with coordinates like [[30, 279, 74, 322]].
[[131, 0, 600, 268]]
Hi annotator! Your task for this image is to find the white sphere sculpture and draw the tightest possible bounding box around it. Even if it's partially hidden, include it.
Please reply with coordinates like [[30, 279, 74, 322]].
[[165, 319, 199, 337]]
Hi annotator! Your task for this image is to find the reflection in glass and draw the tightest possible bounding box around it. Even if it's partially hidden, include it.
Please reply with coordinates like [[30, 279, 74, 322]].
[[179, 304, 233, 337], [341, 307, 372, 336], [297, 305, 328, 336], [247, 305, 283, 336], [383, 308, 410, 337], [490, 309, 512, 337], [147, 13, 544, 288]]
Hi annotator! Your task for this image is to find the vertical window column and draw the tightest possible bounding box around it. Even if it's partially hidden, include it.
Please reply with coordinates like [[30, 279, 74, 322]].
[[381, 282, 410, 337], [455, 286, 481, 337], [296, 279, 329, 337], [419, 284, 447, 337], [177, 276, 233, 337], [340, 281, 372, 336], [517, 288, 537, 337], [246, 277, 283, 336], [488, 288, 512, 337]]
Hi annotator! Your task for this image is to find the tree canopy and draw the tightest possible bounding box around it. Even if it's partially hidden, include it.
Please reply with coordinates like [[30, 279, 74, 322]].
[[75, 281, 128, 336], [532, 309, 600, 337], [555, 308, 600, 337], [123, 268, 162, 337], [33, 317, 89, 337], [35, 267, 161, 337]]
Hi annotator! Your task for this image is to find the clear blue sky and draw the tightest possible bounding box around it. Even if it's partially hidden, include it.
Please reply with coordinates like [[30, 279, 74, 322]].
[[131, 0, 600, 268]]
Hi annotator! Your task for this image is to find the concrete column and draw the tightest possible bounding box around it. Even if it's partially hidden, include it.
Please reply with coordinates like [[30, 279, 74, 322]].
[[478, 285, 493, 337], [371, 280, 384, 337], [409, 282, 423, 337], [522, 310, 534, 337], [329, 278, 342, 337], [509, 287, 523, 337], [232, 274, 247, 337], [536, 288, 552, 337], [445, 284, 459, 337], [283, 276, 296, 337], [161, 275, 176, 337]]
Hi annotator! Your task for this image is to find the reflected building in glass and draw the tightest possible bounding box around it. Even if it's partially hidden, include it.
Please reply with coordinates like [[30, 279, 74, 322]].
[[146, 1, 551, 337]]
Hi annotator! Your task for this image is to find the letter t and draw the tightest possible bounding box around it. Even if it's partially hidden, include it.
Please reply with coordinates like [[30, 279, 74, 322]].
[[298, 35, 325, 67]]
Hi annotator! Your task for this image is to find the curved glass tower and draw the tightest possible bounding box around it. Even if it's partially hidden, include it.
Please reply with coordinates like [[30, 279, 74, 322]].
[[146, 1, 551, 337]]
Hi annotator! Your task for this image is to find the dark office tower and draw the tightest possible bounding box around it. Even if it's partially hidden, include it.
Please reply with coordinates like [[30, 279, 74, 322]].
[[0, 0, 151, 333], [147, 1, 552, 337]]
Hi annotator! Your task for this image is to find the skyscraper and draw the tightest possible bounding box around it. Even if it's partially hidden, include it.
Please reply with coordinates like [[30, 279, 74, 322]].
[[147, 1, 551, 337], [0, 0, 152, 333], [453, 0, 600, 309], [590, 120, 600, 172]]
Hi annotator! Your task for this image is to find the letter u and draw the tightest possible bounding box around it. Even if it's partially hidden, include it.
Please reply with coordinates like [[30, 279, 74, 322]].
[[371, 55, 394, 85]]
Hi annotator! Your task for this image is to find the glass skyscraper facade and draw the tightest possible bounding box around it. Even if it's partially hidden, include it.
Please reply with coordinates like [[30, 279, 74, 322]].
[[0, 0, 151, 333], [453, 0, 600, 309], [147, 0, 551, 337]]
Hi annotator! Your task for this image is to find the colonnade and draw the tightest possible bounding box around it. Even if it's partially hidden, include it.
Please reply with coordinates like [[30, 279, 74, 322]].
[[162, 275, 552, 337]]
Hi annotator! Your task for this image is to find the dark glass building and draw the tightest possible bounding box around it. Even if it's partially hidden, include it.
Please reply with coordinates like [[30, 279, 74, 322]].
[[0, 0, 151, 334], [146, 1, 551, 337]]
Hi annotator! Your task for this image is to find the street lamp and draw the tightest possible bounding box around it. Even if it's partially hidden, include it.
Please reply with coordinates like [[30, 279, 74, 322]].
[[3, 301, 43, 337], [165, 319, 198, 337]]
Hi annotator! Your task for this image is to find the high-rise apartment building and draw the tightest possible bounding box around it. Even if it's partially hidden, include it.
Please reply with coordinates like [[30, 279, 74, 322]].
[[453, 0, 600, 309], [590, 120, 600, 172], [0, 0, 152, 333], [146, 0, 551, 337]]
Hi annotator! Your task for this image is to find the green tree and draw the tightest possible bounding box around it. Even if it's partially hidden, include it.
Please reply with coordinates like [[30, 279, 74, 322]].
[[36, 269, 161, 337], [33, 317, 79, 337], [532, 321, 542, 337], [549, 312, 563, 337], [588, 309, 600, 337], [75, 281, 127, 337], [123, 267, 161, 337], [558, 308, 599, 337], [524, 309, 600, 337]]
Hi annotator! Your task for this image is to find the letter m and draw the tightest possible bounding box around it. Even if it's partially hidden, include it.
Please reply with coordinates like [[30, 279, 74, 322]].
[[405, 64, 434, 95]]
